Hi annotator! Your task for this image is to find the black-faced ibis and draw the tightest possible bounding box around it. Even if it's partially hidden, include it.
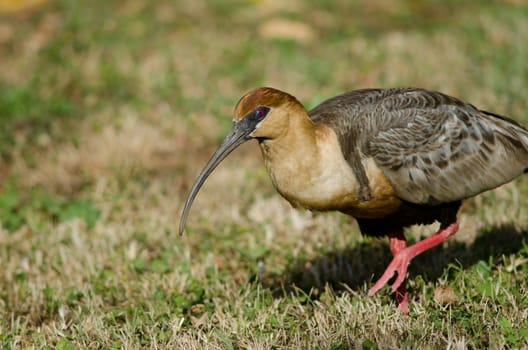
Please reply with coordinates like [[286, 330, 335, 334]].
[[179, 87, 528, 313]]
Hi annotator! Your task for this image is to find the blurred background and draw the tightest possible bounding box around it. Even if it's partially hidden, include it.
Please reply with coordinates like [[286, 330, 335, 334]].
[[1, 0, 527, 348]]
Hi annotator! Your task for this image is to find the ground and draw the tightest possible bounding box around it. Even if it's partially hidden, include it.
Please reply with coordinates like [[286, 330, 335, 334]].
[[1, 0, 528, 348]]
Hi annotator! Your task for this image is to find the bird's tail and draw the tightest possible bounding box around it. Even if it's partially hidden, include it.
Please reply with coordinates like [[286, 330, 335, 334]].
[[481, 110, 528, 176], [482, 110, 528, 149]]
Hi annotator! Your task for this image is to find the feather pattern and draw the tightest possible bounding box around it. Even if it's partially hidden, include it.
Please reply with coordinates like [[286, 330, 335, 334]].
[[309, 88, 528, 206]]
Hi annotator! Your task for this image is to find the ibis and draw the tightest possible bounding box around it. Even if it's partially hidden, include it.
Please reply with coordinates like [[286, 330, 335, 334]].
[[179, 87, 528, 313]]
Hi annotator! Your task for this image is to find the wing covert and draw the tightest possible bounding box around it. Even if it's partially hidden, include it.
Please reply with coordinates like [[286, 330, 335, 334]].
[[369, 104, 528, 204]]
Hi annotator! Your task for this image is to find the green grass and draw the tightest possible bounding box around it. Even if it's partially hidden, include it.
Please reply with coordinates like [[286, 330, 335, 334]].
[[1, 0, 528, 348]]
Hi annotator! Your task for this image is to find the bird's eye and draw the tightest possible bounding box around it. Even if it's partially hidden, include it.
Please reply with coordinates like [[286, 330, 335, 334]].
[[254, 106, 269, 119]]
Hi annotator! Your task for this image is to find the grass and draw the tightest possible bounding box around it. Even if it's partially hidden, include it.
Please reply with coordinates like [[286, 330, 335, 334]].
[[1, 0, 528, 348]]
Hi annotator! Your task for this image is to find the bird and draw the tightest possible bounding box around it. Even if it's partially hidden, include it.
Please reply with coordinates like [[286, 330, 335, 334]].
[[179, 86, 528, 313]]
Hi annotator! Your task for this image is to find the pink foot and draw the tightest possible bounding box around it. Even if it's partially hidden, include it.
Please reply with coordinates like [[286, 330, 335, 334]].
[[367, 222, 460, 311], [390, 230, 409, 314], [395, 283, 409, 314], [367, 247, 412, 297]]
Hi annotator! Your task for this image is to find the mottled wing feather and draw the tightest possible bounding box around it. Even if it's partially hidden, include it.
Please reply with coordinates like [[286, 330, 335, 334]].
[[310, 88, 528, 205], [369, 100, 528, 205]]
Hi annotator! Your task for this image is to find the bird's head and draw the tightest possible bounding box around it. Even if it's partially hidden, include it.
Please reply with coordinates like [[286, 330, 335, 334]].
[[232, 86, 303, 139], [178, 87, 304, 235]]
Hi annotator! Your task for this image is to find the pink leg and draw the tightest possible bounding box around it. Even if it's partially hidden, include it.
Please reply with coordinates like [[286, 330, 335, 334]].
[[367, 222, 460, 303], [388, 230, 409, 314]]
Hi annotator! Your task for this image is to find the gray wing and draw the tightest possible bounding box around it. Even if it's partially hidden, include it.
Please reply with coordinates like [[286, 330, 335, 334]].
[[367, 91, 528, 205]]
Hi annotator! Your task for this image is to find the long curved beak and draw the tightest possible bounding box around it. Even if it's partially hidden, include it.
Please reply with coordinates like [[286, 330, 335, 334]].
[[178, 120, 255, 235]]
